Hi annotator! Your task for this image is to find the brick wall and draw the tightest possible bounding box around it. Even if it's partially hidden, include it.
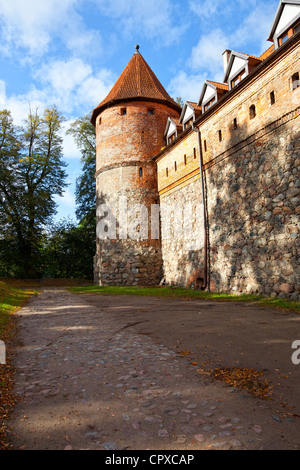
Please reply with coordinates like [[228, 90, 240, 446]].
[[96, 101, 180, 172], [94, 100, 180, 286], [157, 39, 300, 299]]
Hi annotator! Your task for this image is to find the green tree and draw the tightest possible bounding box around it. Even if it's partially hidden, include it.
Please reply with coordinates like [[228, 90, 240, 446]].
[[43, 218, 94, 279], [0, 107, 67, 278], [67, 114, 96, 224]]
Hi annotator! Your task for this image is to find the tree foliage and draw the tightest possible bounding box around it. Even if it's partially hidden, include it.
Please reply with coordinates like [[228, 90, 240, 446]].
[[0, 107, 67, 277], [42, 218, 95, 279], [66, 114, 96, 224]]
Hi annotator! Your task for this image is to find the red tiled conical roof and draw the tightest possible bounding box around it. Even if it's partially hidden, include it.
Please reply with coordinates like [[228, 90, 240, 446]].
[[91, 49, 181, 125]]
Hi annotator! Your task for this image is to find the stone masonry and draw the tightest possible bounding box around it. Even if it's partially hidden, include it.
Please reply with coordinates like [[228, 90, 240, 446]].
[[156, 35, 300, 299]]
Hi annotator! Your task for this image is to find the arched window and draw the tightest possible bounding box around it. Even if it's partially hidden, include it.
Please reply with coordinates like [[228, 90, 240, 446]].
[[249, 104, 256, 119], [291, 72, 299, 90]]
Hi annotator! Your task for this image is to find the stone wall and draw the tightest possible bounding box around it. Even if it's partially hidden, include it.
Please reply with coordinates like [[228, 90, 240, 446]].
[[157, 39, 300, 299], [94, 100, 180, 286], [94, 163, 163, 286], [160, 109, 300, 298]]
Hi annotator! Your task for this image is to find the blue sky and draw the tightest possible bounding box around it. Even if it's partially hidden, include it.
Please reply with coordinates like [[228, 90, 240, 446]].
[[0, 0, 279, 223]]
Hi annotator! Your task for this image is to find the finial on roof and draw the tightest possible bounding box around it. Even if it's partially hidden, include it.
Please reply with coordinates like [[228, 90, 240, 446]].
[[135, 44, 140, 53]]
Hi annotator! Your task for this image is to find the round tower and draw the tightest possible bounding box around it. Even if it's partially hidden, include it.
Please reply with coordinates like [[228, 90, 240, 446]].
[[91, 47, 181, 286]]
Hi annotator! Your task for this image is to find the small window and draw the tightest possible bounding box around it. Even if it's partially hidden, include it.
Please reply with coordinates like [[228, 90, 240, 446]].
[[233, 77, 240, 88], [193, 148, 196, 159], [280, 32, 289, 45], [141, 130, 144, 143], [166, 168, 168, 177], [98, 117, 102, 126], [249, 104, 256, 119], [148, 108, 154, 115], [139, 167, 143, 178], [203, 140, 207, 152], [291, 72, 299, 90], [184, 154, 187, 165], [270, 91, 275, 105], [174, 161, 177, 171], [218, 130, 222, 142], [233, 118, 238, 129], [121, 108, 127, 116], [231, 69, 246, 88], [294, 23, 300, 35]]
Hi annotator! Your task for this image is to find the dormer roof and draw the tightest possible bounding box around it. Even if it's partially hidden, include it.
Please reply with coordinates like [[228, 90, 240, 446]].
[[268, 0, 300, 42], [223, 51, 262, 85], [179, 101, 202, 124], [91, 48, 181, 125], [198, 80, 228, 108], [164, 117, 182, 138]]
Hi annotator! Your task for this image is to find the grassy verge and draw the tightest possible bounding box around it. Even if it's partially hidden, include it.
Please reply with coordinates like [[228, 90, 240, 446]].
[[0, 281, 37, 450], [68, 285, 300, 313]]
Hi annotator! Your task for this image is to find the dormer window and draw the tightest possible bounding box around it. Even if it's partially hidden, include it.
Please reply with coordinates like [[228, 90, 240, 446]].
[[180, 101, 201, 130], [184, 118, 193, 129], [223, 51, 261, 90], [268, 1, 300, 49], [164, 117, 183, 146], [278, 20, 300, 45], [231, 69, 246, 88], [198, 80, 228, 112], [204, 97, 216, 112], [168, 133, 176, 145]]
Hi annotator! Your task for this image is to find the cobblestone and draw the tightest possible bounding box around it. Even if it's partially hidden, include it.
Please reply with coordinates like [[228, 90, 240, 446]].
[[7, 290, 300, 450]]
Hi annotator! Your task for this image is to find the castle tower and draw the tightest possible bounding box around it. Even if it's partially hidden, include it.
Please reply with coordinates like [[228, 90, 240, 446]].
[[91, 46, 181, 286]]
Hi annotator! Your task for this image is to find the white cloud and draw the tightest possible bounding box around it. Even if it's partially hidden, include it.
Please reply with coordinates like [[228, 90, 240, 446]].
[[175, 0, 278, 97], [35, 59, 92, 99], [61, 121, 82, 161], [188, 0, 229, 19], [168, 71, 206, 103], [0, 0, 101, 57], [232, 4, 277, 54], [94, 0, 186, 46], [3, 58, 116, 118], [188, 29, 230, 81], [55, 188, 76, 208], [0, 80, 6, 108]]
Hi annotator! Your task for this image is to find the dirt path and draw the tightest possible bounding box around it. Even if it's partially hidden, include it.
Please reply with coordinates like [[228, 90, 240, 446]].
[[7, 289, 300, 450]]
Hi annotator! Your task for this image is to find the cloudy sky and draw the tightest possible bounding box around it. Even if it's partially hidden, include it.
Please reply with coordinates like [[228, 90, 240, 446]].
[[0, 0, 278, 222]]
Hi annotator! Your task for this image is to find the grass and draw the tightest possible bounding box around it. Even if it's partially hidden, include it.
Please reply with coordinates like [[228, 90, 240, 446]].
[[0, 281, 37, 450], [0, 278, 92, 289], [0, 282, 37, 338], [68, 285, 300, 313]]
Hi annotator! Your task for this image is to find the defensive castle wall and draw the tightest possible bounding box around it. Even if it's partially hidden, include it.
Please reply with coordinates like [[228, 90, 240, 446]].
[[156, 38, 300, 298], [94, 100, 180, 286]]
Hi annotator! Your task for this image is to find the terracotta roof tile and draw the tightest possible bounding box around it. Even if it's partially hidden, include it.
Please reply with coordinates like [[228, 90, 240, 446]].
[[91, 51, 181, 125], [207, 80, 229, 91], [187, 101, 202, 111], [259, 44, 275, 60]]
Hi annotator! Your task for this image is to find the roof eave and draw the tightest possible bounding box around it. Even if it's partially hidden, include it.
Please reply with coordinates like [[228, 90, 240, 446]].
[[91, 96, 181, 126]]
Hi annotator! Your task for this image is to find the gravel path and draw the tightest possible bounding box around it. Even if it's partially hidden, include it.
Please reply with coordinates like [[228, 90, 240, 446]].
[[7, 289, 300, 450]]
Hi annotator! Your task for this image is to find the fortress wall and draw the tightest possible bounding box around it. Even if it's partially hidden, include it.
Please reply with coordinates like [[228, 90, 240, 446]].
[[157, 41, 300, 298]]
